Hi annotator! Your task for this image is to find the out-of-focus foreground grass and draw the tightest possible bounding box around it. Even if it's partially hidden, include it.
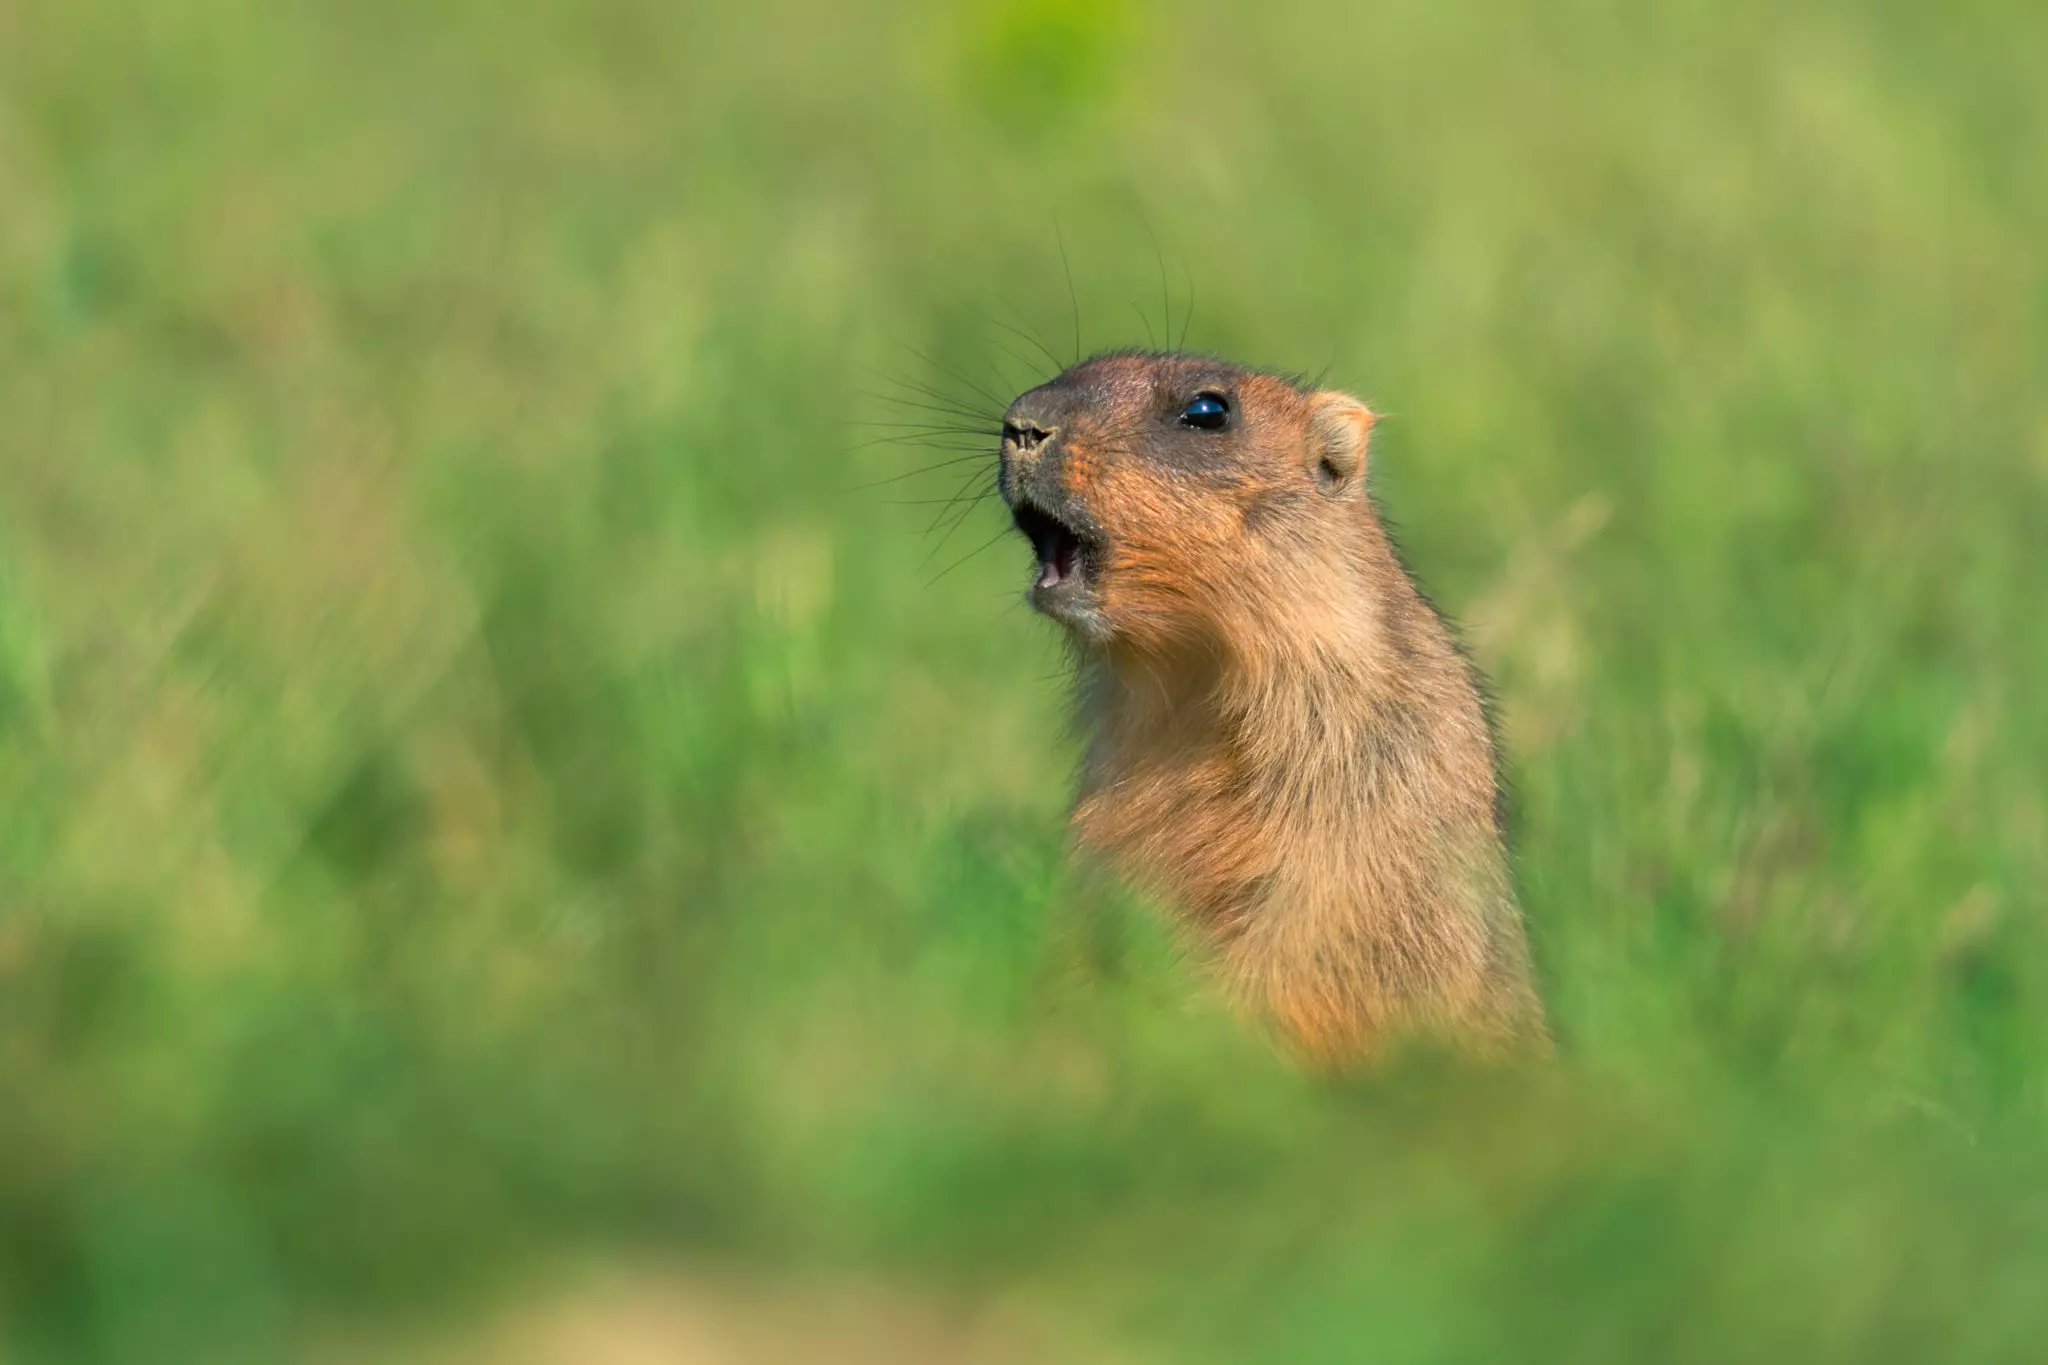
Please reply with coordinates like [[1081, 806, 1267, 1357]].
[[4, 1, 2047, 1360]]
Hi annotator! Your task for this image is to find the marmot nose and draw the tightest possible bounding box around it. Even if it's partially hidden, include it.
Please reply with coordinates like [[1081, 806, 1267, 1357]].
[[1002, 419, 1054, 453]]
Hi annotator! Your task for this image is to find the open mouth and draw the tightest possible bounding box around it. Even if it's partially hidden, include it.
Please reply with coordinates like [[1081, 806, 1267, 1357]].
[[1011, 500, 1087, 591]]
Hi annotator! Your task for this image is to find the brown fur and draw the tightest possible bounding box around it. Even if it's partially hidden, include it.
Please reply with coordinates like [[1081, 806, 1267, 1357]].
[[998, 352, 1545, 1062]]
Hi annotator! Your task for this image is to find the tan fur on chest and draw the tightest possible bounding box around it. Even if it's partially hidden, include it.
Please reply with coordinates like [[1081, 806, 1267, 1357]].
[[1073, 577, 1540, 1061]]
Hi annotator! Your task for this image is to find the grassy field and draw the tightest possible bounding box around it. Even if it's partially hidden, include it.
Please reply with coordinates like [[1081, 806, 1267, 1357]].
[[4, 0, 2047, 1359]]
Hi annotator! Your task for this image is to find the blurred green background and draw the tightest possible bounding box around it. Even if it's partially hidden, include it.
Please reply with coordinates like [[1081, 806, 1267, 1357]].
[[4, 0, 2047, 1360]]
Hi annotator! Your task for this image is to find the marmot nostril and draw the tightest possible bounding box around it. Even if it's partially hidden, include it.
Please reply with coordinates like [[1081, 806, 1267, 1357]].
[[1003, 421, 1051, 451]]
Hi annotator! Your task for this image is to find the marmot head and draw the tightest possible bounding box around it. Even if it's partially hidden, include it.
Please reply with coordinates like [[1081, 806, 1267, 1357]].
[[998, 351, 1377, 652]]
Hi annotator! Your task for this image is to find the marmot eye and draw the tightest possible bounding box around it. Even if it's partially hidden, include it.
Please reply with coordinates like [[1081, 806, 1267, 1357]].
[[1180, 393, 1230, 430]]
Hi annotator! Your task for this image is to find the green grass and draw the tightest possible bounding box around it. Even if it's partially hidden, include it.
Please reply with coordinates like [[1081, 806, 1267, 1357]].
[[4, 0, 2047, 1359]]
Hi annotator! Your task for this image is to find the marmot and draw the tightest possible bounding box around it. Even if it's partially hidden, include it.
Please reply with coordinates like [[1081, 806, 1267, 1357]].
[[998, 351, 1546, 1061]]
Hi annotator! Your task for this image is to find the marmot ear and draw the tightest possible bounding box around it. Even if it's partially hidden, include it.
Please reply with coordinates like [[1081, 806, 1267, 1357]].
[[1307, 393, 1375, 493]]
